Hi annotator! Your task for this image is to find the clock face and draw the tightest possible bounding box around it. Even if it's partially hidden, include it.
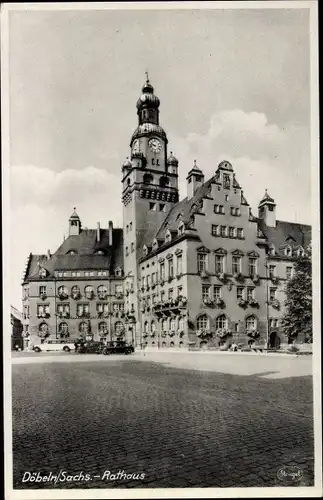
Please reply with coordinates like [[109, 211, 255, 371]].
[[132, 139, 140, 153], [148, 138, 162, 154]]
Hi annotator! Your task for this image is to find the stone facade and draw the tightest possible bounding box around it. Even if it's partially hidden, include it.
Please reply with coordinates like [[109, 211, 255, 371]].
[[22, 77, 311, 350]]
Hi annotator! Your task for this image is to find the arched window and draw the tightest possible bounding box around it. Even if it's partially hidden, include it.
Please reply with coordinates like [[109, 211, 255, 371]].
[[179, 341, 184, 348], [161, 319, 167, 332], [57, 286, 68, 298], [98, 322, 108, 335], [178, 223, 184, 236], [58, 322, 69, 337], [79, 322, 89, 335], [215, 315, 227, 330], [151, 321, 156, 333], [39, 322, 49, 337], [170, 341, 174, 347], [170, 317, 176, 331], [143, 173, 153, 184], [197, 315, 209, 330], [84, 285, 94, 299], [246, 315, 257, 331], [178, 316, 184, 331], [162, 341, 166, 347], [97, 285, 107, 300], [127, 178, 131, 185], [143, 321, 149, 333], [115, 321, 124, 335], [159, 176, 169, 187], [71, 285, 80, 299]]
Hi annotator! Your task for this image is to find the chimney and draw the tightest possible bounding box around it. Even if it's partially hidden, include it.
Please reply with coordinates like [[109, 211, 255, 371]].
[[108, 221, 113, 246], [96, 222, 100, 242]]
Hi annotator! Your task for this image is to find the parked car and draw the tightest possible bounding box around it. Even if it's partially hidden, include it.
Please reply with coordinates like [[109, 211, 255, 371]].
[[102, 341, 134, 355], [76, 340, 104, 354], [33, 339, 75, 353]]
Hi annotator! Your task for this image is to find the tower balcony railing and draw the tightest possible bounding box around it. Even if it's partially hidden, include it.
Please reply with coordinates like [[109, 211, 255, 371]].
[[152, 296, 187, 317]]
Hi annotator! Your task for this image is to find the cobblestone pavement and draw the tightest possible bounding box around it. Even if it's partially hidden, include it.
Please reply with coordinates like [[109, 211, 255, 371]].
[[12, 356, 314, 489]]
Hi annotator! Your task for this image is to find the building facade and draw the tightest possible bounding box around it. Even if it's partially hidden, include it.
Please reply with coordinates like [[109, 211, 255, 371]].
[[22, 77, 311, 350]]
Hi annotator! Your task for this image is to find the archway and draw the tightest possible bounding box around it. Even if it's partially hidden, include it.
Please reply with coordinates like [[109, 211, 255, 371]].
[[200, 340, 208, 350], [269, 331, 281, 349]]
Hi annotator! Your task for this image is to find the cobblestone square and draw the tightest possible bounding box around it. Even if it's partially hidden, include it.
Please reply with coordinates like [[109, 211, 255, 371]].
[[12, 353, 314, 489]]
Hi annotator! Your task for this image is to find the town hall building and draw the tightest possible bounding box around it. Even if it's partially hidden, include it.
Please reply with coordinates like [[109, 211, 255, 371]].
[[22, 77, 311, 351]]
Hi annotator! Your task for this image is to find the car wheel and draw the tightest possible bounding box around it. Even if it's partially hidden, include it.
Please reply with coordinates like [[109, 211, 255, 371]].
[[63, 346, 70, 352], [34, 347, 41, 353]]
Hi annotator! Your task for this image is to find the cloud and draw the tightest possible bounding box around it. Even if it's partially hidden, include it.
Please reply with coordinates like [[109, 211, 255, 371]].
[[9, 109, 311, 309], [10, 165, 123, 309], [172, 109, 310, 223]]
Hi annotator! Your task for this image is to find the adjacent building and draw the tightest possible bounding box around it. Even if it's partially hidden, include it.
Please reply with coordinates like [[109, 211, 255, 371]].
[[22, 77, 311, 350]]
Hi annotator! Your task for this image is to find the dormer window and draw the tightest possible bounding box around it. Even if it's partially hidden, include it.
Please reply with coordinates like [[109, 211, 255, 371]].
[[152, 239, 159, 251], [39, 268, 47, 278], [115, 267, 122, 277], [96, 250, 104, 255], [297, 247, 305, 258], [143, 245, 148, 257], [165, 230, 172, 244], [285, 245, 292, 257], [178, 223, 184, 236], [269, 245, 275, 256]]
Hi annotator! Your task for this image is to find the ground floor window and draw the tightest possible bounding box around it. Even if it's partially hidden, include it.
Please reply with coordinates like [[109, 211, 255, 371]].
[[197, 315, 209, 330], [215, 315, 227, 330], [246, 315, 257, 331]]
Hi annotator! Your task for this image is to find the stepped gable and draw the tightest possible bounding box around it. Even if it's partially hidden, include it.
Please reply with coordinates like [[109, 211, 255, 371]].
[[154, 178, 214, 242], [258, 219, 311, 257]]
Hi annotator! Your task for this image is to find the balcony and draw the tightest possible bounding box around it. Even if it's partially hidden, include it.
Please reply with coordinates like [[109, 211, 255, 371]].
[[152, 296, 187, 317]]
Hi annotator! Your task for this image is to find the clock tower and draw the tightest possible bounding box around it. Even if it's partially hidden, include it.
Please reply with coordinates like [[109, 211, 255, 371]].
[[121, 76, 179, 345]]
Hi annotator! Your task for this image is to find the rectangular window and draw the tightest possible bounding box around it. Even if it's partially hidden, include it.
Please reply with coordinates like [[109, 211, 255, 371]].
[[130, 222, 133, 231], [286, 267, 293, 280], [232, 256, 241, 274], [168, 288, 173, 300], [237, 228, 244, 239], [230, 207, 241, 216], [269, 288, 277, 301], [197, 253, 207, 273], [37, 304, 50, 317], [213, 286, 222, 299], [125, 247, 129, 256], [215, 255, 224, 273], [160, 262, 165, 280], [247, 287, 255, 300], [176, 255, 182, 274], [149, 202, 156, 211], [270, 318, 278, 328], [146, 296, 151, 307], [39, 286, 46, 296], [211, 224, 220, 236], [269, 265, 276, 278], [160, 291, 165, 302], [146, 275, 150, 288], [237, 287, 244, 299], [97, 303, 109, 313], [248, 258, 257, 276], [202, 284, 210, 301], [126, 225, 129, 233], [214, 204, 224, 214], [177, 286, 183, 297], [223, 173, 230, 189], [77, 303, 89, 317], [57, 303, 70, 317], [131, 242, 134, 252], [220, 226, 227, 237], [168, 258, 174, 278], [152, 294, 157, 304], [228, 227, 235, 238], [151, 272, 156, 285]]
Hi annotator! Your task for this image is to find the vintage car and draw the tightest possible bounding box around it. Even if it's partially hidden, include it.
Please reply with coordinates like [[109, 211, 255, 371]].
[[76, 340, 104, 354], [102, 341, 134, 355], [33, 339, 75, 353]]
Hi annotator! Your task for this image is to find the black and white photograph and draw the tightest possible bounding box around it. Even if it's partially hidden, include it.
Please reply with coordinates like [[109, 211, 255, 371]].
[[2, 1, 321, 498]]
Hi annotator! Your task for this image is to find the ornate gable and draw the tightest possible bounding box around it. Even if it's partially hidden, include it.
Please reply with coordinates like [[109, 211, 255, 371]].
[[247, 251, 260, 258], [196, 246, 210, 253], [231, 249, 244, 256], [214, 247, 227, 255]]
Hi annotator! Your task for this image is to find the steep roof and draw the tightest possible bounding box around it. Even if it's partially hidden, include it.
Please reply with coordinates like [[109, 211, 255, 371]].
[[258, 219, 311, 257], [154, 178, 214, 241], [24, 228, 123, 281]]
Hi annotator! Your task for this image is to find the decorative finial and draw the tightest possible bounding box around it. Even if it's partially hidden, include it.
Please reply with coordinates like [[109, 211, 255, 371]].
[[194, 159, 197, 166], [73, 206, 76, 210], [265, 189, 267, 194], [145, 70, 149, 83]]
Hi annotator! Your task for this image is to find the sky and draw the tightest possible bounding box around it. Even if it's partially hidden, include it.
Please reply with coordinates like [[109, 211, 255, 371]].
[[7, 5, 312, 310]]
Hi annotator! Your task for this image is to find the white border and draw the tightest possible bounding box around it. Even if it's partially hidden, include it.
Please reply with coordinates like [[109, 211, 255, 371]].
[[2, 1, 320, 499]]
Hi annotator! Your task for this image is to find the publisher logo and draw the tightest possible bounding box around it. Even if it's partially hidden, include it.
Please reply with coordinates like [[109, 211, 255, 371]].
[[277, 466, 303, 483]]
